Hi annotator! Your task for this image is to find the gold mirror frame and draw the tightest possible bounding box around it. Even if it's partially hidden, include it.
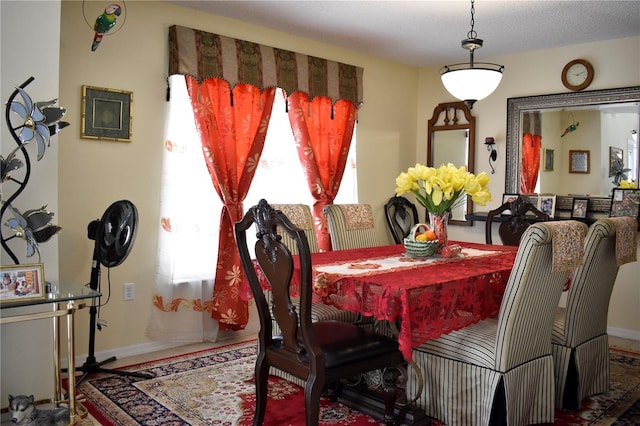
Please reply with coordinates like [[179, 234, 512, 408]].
[[505, 86, 640, 212], [427, 102, 476, 226]]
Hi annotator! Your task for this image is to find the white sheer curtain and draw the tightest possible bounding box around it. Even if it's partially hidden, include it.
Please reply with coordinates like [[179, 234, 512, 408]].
[[245, 89, 358, 209], [148, 81, 357, 343], [147, 76, 220, 343]]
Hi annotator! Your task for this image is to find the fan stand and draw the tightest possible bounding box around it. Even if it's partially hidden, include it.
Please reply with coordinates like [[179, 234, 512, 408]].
[[72, 261, 152, 387]]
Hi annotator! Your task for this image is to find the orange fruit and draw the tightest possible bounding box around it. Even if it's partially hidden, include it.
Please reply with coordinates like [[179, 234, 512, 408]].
[[423, 230, 437, 241]]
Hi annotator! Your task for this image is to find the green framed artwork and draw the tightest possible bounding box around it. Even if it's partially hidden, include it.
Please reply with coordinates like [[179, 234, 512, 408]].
[[81, 85, 132, 142]]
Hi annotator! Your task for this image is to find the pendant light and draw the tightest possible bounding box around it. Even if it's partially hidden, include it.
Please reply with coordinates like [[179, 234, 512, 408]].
[[440, 0, 504, 109]]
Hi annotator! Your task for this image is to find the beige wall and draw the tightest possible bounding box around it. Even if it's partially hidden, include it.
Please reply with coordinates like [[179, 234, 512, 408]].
[[10, 0, 637, 369], [57, 0, 419, 358]]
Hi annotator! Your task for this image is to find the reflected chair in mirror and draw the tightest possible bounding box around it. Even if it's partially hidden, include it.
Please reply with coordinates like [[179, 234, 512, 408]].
[[485, 196, 549, 246], [236, 199, 403, 426], [323, 203, 383, 250], [384, 196, 419, 244], [410, 221, 587, 425], [551, 217, 637, 410]]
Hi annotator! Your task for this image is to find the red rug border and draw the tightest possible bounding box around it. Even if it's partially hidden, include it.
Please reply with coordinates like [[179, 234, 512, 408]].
[[114, 338, 257, 370], [609, 346, 640, 356]]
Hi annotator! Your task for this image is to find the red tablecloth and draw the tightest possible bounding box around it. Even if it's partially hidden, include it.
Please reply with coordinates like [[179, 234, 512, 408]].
[[246, 241, 518, 361]]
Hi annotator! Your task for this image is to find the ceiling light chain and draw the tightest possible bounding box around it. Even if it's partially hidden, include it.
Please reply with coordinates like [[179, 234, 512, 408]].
[[468, 0, 477, 41], [440, 0, 504, 109]]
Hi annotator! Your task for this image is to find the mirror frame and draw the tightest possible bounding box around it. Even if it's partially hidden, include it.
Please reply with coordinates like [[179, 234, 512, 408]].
[[428, 101, 475, 226], [505, 86, 640, 211]]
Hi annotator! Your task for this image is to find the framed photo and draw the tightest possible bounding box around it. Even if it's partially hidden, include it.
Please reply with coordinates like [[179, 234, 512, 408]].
[[609, 146, 624, 173], [538, 194, 557, 218], [543, 148, 554, 172], [501, 193, 519, 216], [610, 188, 640, 230], [569, 150, 590, 174], [571, 198, 589, 219], [0, 263, 45, 304], [81, 85, 132, 142]]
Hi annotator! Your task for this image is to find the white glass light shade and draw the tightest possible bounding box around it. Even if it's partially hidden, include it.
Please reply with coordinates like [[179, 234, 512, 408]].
[[441, 67, 503, 103]]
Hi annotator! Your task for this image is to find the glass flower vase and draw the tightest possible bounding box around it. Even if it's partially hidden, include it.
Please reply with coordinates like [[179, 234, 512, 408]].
[[428, 211, 449, 251]]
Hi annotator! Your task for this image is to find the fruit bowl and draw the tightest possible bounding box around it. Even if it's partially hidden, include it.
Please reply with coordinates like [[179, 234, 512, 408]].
[[404, 223, 439, 257], [403, 238, 439, 257]]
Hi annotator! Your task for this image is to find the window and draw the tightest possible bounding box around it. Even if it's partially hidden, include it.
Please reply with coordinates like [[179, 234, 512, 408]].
[[160, 79, 357, 284]]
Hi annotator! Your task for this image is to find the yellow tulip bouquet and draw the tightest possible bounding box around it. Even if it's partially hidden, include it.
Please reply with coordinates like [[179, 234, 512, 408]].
[[395, 163, 492, 214]]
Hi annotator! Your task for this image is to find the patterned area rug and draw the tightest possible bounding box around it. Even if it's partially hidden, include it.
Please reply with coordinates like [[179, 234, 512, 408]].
[[72, 341, 640, 426]]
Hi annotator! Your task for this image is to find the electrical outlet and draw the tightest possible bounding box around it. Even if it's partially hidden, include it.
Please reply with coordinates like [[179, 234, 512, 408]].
[[123, 282, 135, 301]]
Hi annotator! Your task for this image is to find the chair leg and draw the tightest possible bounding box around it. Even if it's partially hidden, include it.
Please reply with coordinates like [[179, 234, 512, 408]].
[[304, 375, 324, 426], [253, 354, 269, 426], [382, 367, 400, 426]]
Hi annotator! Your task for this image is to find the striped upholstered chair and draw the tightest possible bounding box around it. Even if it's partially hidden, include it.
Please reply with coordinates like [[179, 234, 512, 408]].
[[552, 216, 637, 409], [409, 221, 587, 425], [323, 203, 383, 250]]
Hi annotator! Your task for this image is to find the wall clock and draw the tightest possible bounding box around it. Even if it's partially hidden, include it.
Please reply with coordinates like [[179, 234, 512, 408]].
[[561, 59, 594, 91]]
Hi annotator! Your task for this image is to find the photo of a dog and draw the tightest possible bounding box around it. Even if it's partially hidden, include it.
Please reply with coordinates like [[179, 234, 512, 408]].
[[8, 394, 69, 426]]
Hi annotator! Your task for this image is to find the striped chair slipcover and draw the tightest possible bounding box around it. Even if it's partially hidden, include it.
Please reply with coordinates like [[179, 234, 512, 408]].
[[323, 204, 383, 250], [552, 217, 636, 409], [410, 221, 588, 426], [268, 204, 358, 385]]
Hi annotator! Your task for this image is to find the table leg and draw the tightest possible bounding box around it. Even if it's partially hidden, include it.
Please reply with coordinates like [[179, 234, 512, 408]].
[[53, 303, 62, 405], [66, 302, 78, 424]]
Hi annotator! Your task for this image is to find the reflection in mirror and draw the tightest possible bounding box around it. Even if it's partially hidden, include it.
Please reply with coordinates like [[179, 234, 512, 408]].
[[428, 102, 475, 226], [505, 87, 640, 200]]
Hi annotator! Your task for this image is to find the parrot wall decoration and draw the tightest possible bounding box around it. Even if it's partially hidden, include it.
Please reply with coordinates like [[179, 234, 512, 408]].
[[91, 3, 122, 51]]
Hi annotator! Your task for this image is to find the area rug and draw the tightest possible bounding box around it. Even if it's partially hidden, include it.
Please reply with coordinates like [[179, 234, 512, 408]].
[[72, 340, 640, 426]]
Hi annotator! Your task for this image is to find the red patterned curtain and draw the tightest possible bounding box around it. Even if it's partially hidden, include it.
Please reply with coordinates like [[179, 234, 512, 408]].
[[186, 76, 276, 330], [521, 112, 542, 193], [167, 25, 364, 330], [287, 92, 357, 251]]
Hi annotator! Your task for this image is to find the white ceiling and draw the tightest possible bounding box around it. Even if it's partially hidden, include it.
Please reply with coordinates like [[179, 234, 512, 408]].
[[167, 0, 640, 68]]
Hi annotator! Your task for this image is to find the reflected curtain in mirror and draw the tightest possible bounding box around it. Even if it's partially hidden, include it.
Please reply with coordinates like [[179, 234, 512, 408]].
[[521, 112, 541, 193]]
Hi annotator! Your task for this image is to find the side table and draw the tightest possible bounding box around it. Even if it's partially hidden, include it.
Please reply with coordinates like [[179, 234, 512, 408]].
[[0, 280, 100, 424]]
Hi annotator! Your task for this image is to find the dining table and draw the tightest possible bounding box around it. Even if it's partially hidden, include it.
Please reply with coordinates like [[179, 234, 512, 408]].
[[247, 240, 518, 362]]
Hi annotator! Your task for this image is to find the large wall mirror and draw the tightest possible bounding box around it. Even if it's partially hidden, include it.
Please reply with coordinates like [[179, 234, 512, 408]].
[[427, 102, 475, 226], [505, 87, 640, 211]]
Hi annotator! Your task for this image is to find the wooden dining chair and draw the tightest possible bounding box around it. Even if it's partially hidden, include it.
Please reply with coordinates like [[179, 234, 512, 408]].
[[485, 196, 549, 245], [323, 203, 383, 250], [268, 204, 359, 385], [384, 196, 419, 244], [551, 216, 637, 409], [236, 199, 403, 426], [410, 221, 587, 425]]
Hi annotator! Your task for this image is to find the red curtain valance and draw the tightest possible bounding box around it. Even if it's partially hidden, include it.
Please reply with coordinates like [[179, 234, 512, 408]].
[[169, 25, 364, 107]]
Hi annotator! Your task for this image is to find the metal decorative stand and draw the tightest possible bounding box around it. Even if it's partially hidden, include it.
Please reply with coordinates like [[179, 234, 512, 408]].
[[1, 77, 68, 264]]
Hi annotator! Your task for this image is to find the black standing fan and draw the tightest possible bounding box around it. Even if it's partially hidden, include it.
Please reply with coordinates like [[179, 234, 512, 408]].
[[74, 200, 152, 386]]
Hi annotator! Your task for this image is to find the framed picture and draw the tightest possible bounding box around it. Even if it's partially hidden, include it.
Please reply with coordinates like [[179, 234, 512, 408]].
[[569, 150, 590, 174], [0, 263, 45, 304], [610, 188, 640, 230], [543, 148, 554, 172], [538, 194, 556, 218], [609, 146, 624, 173], [81, 85, 132, 142], [501, 193, 519, 215], [571, 198, 589, 219]]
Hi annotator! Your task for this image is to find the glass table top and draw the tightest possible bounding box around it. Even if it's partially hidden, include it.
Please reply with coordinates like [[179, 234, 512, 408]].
[[0, 280, 101, 310]]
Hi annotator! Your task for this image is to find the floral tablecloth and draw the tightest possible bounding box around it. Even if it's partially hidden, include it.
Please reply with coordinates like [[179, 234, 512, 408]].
[[247, 242, 518, 361]]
